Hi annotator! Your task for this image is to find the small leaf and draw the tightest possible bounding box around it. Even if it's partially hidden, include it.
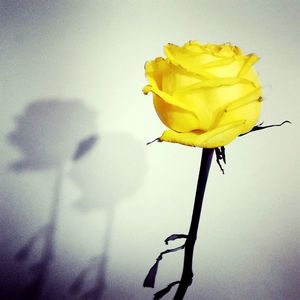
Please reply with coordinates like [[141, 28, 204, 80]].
[[143, 245, 185, 288], [143, 258, 161, 288], [164, 234, 187, 245]]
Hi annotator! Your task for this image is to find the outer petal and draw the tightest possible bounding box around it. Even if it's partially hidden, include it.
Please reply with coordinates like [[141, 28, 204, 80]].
[[174, 79, 260, 124], [215, 87, 263, 133], [152, 93, 202, 133], [238, 54, 259, 77], [144, 84, 202, 132], [144, 59, 215, 131], [173, 78, 254, 130], [144, 57, 168, 91], [219, 101, 262, 134], [144, 57, 201, 94], [143, 84, 195, 113], [160, 120, 246, 148]]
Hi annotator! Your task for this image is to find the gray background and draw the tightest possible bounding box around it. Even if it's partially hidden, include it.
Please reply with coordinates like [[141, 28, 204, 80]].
[[0, 0, 299, 299]]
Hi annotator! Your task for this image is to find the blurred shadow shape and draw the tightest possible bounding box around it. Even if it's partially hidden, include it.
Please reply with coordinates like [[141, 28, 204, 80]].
[[8, 98, 98, 300], [8, 98, 98, 171], [70, 132, 147, 210], [14, 166, 63, 300], [69, 132, 147, 299], [73, 135, 98, 161], [70, 209, 112, 300]]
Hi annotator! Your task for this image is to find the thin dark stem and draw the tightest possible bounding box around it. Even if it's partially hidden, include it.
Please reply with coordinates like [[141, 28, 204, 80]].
[[173, 148, 214, 300]]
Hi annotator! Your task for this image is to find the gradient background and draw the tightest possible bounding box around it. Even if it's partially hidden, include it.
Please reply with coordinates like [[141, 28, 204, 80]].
[[0, 1, 299, 299]]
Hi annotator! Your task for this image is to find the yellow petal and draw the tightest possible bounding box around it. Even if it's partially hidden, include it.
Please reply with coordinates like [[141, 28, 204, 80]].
[[213, 87, 262, 132], [164, 43, 218, 79], [153, 94, 202, 132], [144, 58, 214, 131], [143, 41, 263, 148], [176, 77, 254, 93], [205, 43, 243, 57], [182, 40, 206, 52], [193, 57, 236, 69], [173, 79, 261, 124], [160, 120, 246, 148], [145, 57, 203, 94], [218, 99, 262, 134], [144, 57, 169, 91], [145, 84, 202, 132], [144, 84, 197, 115], [164, 42, 258, 80], [172, 78, 255, 130], [238, 53, 259, 77]]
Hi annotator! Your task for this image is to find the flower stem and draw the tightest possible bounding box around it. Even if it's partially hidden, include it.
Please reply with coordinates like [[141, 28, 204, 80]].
[[174, 148, 214, 300]]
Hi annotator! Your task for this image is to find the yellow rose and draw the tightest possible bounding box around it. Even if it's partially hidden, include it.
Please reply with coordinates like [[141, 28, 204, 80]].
[[143, 41, 262, 148]]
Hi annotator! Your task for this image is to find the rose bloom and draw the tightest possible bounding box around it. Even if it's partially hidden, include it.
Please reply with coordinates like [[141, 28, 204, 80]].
[[143, 41, 262, 148]]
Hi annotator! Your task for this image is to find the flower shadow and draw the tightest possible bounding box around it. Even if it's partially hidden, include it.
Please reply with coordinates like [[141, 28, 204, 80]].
[[69, 132, 147, 299], [8, 98, 98, 171], [8, 98, 98, 300]]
